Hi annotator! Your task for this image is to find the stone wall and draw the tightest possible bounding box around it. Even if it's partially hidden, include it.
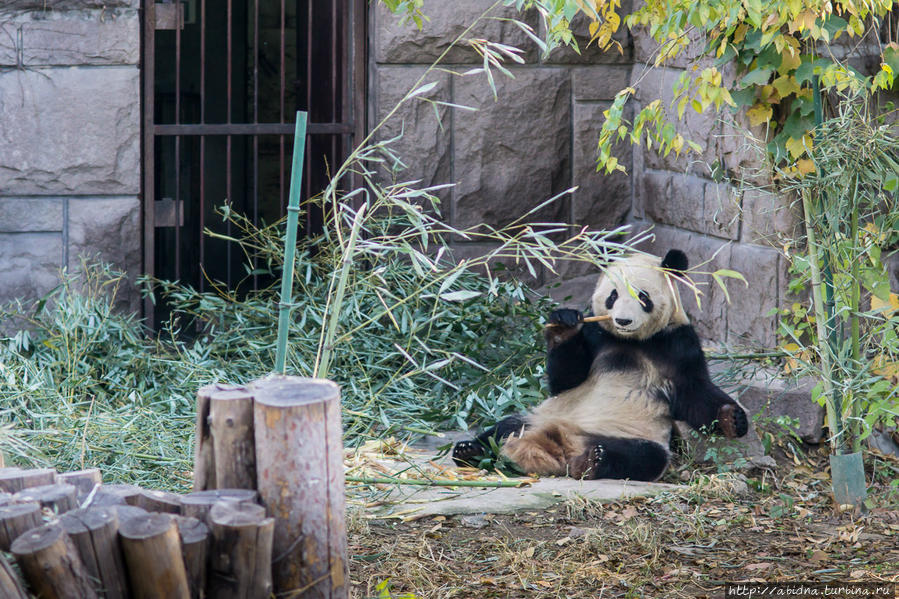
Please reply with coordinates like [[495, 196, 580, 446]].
[[371, 2, 792, 347], [0, 0, 141, 313]]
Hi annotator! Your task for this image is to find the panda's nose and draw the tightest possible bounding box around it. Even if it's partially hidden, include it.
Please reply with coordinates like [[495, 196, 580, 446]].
[[615, 318, 633, 326]]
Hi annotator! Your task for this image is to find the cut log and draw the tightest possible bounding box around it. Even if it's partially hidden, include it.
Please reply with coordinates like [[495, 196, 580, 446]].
[[11, 522, 99, 599], [59, 507, 130, 599], [252, 375, 348, 598], [208, 501, 273, 599], [193, 383, 220, 492], [0, 502, 42, 551], [0, 552, 28, 599], [0, 467, 57, 493], [111, 504, 148, 525], [136, 488, 182, 514], [176, 516, 209, 599], [58, 469, 103, 499], [87, 483, 142, 508], [0, 491, 11, 506], [119, 513, 190, 599], [209, 386, 257, 490], [180, 489, 257, 523], [14, 482, 78, 514]]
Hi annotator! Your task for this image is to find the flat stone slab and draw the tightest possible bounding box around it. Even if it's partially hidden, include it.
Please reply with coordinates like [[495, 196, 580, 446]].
[[360, 477, 677, 520]]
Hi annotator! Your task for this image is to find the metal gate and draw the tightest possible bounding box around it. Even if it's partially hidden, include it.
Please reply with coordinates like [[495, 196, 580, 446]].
[[142, 0, 366, 324]]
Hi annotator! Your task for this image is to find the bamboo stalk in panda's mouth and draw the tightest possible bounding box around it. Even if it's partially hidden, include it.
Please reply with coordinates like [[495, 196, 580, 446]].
[[545, 314, 612, 327]]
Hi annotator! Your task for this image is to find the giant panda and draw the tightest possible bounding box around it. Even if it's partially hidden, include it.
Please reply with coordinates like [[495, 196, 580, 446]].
[[452, 249, 748, 481]]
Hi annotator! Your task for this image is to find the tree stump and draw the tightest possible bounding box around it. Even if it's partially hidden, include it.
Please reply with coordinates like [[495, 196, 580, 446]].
[[176, 516, 209, 599], [208, 501, 273, 599], [209, 386, 257, 490], [180, 489, 258, 523], [111, 504, 148, 525], [0, 502, 42, 551], [252, 375, 347, 598], [11, 523, 99, 599], [58, 469, 103, 500], [0, 552, 28, 599], [59, 507, 130, 599], [14, 482, 78, 514], [137, 488, 182, 514], [0, 467, 57, 493], [119, 513, 190, 599], [193, 383, 237, 492]]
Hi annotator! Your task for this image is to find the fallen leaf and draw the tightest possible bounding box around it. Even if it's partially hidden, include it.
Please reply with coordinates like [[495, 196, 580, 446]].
[[746, 562, 773, 571], [809, 550, 828, 563]]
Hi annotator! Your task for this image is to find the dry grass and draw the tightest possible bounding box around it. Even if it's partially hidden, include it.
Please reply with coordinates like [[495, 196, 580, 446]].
[[348, 447, 899, 598]]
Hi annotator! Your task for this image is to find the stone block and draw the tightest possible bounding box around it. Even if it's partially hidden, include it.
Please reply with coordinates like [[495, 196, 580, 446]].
[[572, 65, 632, 101], [641, 170, 705, 234], [714, 364, 824, 444], [68, 197, 141, 313], [703, 182, 740, 241], [632, 224, 732, 342], [572, 102, 631, 231], [0, 198, 63, 232], [632, 24, 710, 69], [741, 187, 799, 245], [372, 67, 452, 202], [727, 243, 779, 348], [0, 232, 62, 308], [14, 8, 140, 66], [1, 1, 138, 8], [453, 68, 571, 230], [446, 242, 545, 288], [632, 67, 721, 176], [374, 1, 539, 64], [542, 7, 632, 65], [538, 272, 597, 310], [0, 66, 140, 195]]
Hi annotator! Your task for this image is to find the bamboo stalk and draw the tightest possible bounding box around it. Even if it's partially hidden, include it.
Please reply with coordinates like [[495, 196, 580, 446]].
[[545, 314, 611, 328], [274, 111, 308, 374]]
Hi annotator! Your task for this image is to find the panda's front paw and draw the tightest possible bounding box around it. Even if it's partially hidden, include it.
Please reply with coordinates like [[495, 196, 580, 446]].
[[548, 308, 583, 329], [717, 404, 748, 438], [452, 440, 485, 467]]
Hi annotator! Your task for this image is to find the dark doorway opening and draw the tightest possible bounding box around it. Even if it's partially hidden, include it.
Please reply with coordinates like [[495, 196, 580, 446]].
[[142, 0, 366, 327]]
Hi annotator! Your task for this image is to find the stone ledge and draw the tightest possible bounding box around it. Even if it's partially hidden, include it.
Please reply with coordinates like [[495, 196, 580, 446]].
[[0, 8, 140, 67], [0, 198, 64, 232]]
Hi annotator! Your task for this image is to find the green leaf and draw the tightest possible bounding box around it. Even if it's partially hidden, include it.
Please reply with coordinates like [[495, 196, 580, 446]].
[[885, 174, 899, 193], [739, 67, 773, 88], [730, 86, 756, 108]]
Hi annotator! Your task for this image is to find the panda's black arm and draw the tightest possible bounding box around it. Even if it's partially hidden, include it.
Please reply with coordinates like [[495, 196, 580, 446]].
[[663, 325, 748, 437], [545, 309, 604, 395]]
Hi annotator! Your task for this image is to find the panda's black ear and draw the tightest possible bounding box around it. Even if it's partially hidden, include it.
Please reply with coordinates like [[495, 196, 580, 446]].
[[661, 249, 688, 272]]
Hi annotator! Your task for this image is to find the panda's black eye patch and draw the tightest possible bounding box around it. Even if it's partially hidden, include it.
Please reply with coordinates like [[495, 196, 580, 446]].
[[605, 289, 618, 309], [638, 290, 654, 313]]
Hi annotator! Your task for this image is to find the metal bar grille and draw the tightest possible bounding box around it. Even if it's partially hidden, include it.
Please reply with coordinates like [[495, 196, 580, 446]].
[[142, 0, 364, 327]]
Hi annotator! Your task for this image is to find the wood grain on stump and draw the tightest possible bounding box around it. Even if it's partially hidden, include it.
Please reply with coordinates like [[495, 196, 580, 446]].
[[252, 375, 347, 598], [119, 513, 190, 599], [11, 522, 99, 599], [208, 501, 273, 599], [0, 502, 42, 551], [59, 507, 130, 599], [176, 516, 210, 599], [0, 467, 57, 493], [210, 386, 257, 490], [0, 552, 28, 599], [14, 482, 78, 514]]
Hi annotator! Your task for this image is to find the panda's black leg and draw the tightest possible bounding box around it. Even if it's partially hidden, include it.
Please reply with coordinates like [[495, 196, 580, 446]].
[[452, 414, 526, 467], [572, 436, 669, 481]]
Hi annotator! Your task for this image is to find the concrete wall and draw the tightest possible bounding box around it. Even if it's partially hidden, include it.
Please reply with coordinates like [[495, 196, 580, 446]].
[[370, 1, 795, 347], [0, 0, 141, 313]]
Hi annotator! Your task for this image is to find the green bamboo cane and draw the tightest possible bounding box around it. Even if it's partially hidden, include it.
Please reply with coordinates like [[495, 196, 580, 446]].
[[274, 111, 308, 374]]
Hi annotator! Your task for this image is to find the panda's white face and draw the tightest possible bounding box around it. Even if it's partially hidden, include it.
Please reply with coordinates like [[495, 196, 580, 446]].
[[591, 253, 689, 340]]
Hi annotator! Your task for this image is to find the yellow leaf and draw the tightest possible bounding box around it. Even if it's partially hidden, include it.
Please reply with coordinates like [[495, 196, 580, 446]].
[[746, 102, 773, 126], [870, 292, 899, 316], [785, 135, 811, 159], [779, 51, 801, 74], [773, 75, 801, 97], [795, 158, 816, 176]]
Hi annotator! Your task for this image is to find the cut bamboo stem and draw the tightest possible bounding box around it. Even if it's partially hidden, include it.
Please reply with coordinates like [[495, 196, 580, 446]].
[[11, 523, 99, 599], [545, 314, 611, 327]]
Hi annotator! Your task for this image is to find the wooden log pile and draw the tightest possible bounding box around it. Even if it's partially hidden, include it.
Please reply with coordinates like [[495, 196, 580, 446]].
[[0, 375, 348, 599]]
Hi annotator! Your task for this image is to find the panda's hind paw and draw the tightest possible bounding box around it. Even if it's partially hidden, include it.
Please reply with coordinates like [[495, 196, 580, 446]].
[[717, 404, 748, 438], [573, 444, 607, 479], [452, 440, 485, 467]]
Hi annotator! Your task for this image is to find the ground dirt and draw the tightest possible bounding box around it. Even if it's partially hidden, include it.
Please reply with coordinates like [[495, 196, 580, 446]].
[[347, 445, 899, 598]]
